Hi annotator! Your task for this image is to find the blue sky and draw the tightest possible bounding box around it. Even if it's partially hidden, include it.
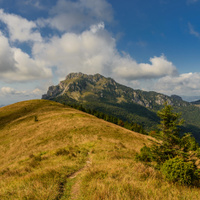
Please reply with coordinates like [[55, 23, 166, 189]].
[[0, 0, 200, 105]]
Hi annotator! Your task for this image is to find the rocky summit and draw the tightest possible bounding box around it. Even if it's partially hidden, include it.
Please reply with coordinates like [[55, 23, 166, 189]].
[[42, 72, 189, 109]]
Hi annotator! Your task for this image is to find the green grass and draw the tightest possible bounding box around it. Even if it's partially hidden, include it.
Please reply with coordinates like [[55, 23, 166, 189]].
[[0, 99, 200, 199]]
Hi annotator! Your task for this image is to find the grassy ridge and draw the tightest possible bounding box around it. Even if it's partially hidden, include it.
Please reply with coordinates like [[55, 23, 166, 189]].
[[0, 100, 200, 199]]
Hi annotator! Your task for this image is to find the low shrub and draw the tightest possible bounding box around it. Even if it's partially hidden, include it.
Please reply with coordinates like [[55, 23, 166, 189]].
[[161, 157, 198, 186], [135, 145, 152, 162], [34, 115, 38, 122], [55, 148, 70, 156], [29, 154, 42, 168]]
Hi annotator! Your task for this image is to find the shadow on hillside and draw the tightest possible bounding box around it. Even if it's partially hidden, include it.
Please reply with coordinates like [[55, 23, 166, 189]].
[[82, 101, 160, 131], [0, 102, 53, 129], [0, 108, 34, 129], [119, 102, 159, 121], [181, 124, 200, 144]]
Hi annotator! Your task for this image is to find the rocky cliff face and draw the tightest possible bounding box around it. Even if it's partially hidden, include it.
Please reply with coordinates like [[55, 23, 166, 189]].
[[42, 72, 189, 108]]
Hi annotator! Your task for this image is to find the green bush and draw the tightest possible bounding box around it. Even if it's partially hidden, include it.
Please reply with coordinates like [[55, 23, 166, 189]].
[[161, 157, 197, 185], [196, 148, 200, 158], [135, 146, 152, 162], [180, 133, 199, 152]]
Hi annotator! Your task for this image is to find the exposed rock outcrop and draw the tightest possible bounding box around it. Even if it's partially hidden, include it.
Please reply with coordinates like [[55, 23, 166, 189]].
[[42, 72, 190, 108]]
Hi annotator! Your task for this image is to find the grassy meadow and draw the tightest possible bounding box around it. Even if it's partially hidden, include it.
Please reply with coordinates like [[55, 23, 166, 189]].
[[0, 99, 200, 199]]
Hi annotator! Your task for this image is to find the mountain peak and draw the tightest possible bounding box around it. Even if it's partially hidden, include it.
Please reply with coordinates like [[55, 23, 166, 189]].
[[65, 72, 85, 80], [171, 95, 183, 101], [42, 72, 189, 109], [65, 72, 105, 81]]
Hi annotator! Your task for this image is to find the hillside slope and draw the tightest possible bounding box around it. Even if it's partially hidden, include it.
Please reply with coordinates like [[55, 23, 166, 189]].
[[0, 100, 200, 199]]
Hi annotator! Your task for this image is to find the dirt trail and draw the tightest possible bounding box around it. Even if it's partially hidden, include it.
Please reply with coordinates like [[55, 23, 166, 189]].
[[69, 153, 92, 200]]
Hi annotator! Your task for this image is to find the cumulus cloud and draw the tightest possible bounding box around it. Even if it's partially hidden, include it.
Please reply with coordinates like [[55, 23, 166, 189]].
[[1, 2, 174, 84], [188, 23, 200, 38], [0, 11, 52, 82], [113, 54, 178, 80], [154, 72, 200, 96], [0, 86, 46, 105], [0, 31, 52, 82], [0, 9, 42, 42], [31, 88, 43, 95], [1, 47, 52, 82], [1, 87, 18, 95], [32, 23, 115, 78], [37, 0, 113, 31], [0, 32, 17, 73], [0, 86, 43, 99], [32, 22, 177, 81], [19, 0, 46, 10]]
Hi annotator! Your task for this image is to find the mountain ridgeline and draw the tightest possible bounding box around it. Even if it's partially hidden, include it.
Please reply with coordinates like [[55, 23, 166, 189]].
[[192, 99, 200, 106], [42, 72, 200, 141]]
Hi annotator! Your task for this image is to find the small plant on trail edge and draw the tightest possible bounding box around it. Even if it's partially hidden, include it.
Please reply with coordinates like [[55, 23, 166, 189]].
[[34, 115, 38, 122], [136, 103, 200, 186], [29, 154, 42, 168]]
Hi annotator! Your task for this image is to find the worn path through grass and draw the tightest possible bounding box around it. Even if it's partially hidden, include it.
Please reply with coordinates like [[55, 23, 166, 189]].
[[69, 152, 92, 200]]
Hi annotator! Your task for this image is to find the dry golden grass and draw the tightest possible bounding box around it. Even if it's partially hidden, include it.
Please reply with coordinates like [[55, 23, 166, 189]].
[[0, 99, 199, 199]]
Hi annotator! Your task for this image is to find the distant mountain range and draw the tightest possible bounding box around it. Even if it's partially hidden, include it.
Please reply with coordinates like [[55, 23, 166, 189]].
[[42, 72, 200, 142], [191, 100, 200, 105]]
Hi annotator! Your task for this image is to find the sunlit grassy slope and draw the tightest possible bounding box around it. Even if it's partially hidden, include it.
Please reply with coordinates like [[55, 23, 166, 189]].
[[0, 99, 200, 200]]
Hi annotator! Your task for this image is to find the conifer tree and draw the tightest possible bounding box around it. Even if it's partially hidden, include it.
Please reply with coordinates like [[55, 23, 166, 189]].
[[157, 104, 183, 148], [136, 103, 200, 185]]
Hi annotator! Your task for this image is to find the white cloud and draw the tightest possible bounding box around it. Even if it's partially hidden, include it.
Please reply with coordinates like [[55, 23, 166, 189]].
[[0, 9, 42, 42], [90, 22, 105, 33], [0, 31, 52, 82], [38, 0, 113, 31], [20, 0, 46, 10], [0, 11, 52, 83], [2, 2, 175, 84], [188, 22, 200, 38], [113, 54, 178, 80], [0, 86, 44, 105], [153, 72, 200, 96], [1, 86, 43, 96], [10, 48, 52, 81], [32, 23, 116, 78], [32, 23, 177, 81], [0, 32, 17, 73], [31, 88, 43, 95], [1, 87, 17, 95]]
